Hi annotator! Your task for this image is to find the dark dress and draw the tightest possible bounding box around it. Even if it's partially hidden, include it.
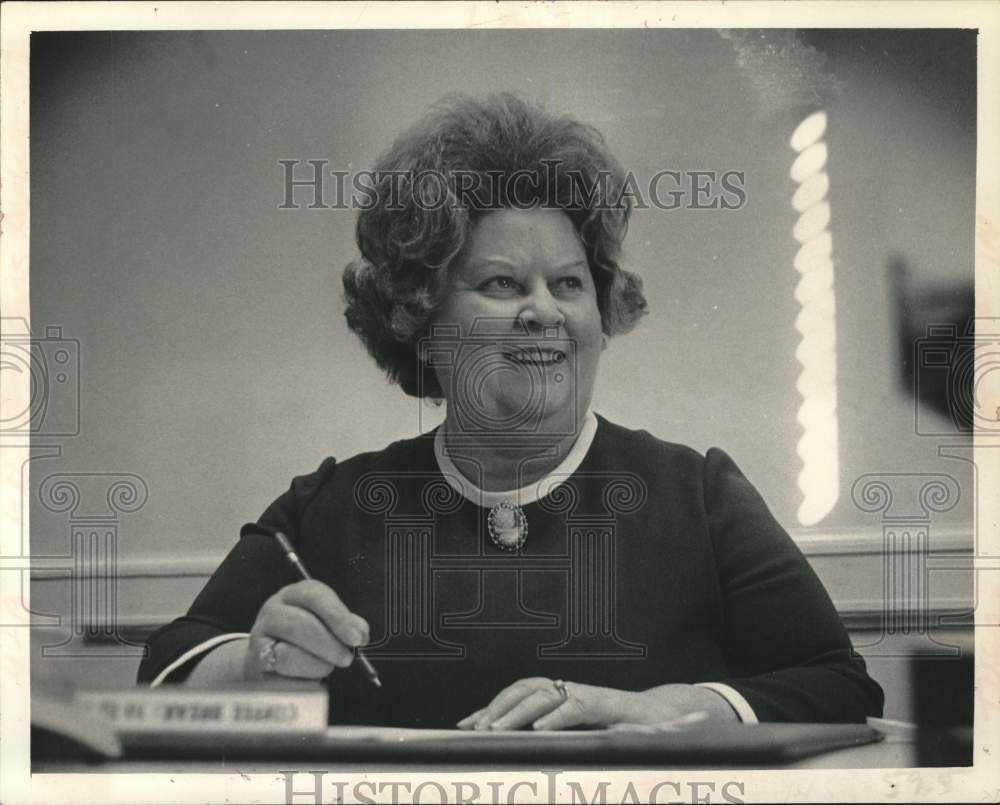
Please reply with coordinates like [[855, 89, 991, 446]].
[[137, 414, 884, 726]]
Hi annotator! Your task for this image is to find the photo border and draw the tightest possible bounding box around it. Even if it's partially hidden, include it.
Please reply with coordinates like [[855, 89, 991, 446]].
[[2, 2, 998, 803]]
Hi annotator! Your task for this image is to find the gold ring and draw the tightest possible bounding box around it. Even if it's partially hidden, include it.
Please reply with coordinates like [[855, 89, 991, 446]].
[[552, 678, 569, 703], [259, 638, 279, 673]]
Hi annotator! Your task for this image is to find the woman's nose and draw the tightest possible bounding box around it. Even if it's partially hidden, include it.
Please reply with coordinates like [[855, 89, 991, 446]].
[[518, 285, 564, 330]]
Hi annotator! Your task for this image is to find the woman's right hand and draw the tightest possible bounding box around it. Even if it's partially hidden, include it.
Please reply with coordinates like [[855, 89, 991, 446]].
[[243, 579, 371, 681]]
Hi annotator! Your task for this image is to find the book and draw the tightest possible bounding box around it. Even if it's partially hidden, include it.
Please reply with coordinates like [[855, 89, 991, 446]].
[[74, 683, 328, 733]]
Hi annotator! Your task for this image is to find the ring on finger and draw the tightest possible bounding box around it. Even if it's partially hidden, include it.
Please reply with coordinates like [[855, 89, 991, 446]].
[[259, 638, 279, 673], [552, 678, 569, 703]]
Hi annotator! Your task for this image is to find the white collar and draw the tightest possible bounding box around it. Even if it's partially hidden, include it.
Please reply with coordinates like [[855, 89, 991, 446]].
[[433, 411, 599, 509]]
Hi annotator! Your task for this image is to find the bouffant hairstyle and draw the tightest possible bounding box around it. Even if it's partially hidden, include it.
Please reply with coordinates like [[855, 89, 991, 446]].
[[342, 93, 648, 398]]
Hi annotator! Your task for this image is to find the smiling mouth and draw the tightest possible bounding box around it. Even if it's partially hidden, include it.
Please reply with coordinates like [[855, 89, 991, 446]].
[[503, 348, 567, 366]]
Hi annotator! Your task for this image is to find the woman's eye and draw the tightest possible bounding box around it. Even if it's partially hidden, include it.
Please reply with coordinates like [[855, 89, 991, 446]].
[[556, 277, 584, 291], [482, 277, 519, 292]]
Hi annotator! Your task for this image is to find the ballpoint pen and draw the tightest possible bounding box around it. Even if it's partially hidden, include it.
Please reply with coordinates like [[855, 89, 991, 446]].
[[251, 523, 382, 689]]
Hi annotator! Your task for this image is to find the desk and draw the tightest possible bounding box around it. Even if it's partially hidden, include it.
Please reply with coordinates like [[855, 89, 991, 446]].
[[34, 721, 919, 773]]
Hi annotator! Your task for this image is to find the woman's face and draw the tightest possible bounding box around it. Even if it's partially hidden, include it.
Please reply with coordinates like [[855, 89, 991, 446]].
[[429, 208, 605, 436]]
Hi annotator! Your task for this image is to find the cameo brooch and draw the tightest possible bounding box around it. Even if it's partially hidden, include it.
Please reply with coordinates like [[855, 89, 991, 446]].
[[487, 502, 528, 552]]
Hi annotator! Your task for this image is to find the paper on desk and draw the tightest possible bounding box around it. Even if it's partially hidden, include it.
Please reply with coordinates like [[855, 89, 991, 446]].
[[325, 713, 709, 743], [323, 726, 610, 743]]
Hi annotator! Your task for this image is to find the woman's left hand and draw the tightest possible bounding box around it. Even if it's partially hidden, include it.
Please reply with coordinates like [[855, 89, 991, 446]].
[[456, 678, 738, 731]]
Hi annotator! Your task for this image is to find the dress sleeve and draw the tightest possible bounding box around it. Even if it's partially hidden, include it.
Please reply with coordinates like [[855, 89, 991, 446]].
[[702, 447, 885, 723], [136, 458, 337, 685]]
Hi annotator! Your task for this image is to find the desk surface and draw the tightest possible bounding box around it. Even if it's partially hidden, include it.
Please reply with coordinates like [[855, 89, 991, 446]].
[[35, 721, 919, 773]]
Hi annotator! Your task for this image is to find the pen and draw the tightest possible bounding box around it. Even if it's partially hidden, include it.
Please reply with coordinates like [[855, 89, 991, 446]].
[[251, 523, 382, 689]]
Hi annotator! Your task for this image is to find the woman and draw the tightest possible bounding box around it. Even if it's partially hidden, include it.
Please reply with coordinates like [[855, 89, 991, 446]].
[[138, 93, 883, 729]]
